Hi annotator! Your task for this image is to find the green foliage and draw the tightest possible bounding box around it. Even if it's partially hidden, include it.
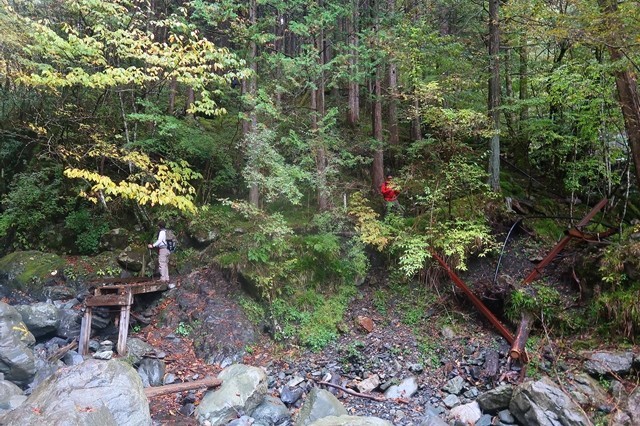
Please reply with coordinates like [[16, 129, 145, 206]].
[[64, 208, 109, 254], [175, 321, 194, 337], [594, 283, 640, 340], [0, 167, 66, 249], [373, 289, 388, 315], [237, 295, 266, 325], [241, 126, 310, 206], [505, 284, 562, 324]]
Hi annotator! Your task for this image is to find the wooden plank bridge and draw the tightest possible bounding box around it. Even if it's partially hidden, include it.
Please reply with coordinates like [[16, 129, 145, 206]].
[[78, 277, 169, 356]]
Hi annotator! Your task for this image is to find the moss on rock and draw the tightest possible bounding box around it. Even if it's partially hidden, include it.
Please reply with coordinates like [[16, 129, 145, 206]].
[[0, 251, 65, 299]]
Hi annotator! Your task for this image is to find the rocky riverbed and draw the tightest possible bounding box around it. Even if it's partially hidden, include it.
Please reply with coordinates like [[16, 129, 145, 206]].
[[1, 247, 639, 425]]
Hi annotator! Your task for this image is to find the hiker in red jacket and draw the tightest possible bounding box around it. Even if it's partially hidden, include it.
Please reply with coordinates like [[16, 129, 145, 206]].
[[380, 176, 403, 214]]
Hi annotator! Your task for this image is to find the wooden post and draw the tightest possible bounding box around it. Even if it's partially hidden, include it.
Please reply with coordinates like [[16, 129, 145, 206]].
[[79, 307, 93, 355], [117, 290, 133, 355]]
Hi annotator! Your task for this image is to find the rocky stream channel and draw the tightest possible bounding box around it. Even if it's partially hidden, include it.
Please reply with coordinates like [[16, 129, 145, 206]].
[[0, 240, 639, 426]]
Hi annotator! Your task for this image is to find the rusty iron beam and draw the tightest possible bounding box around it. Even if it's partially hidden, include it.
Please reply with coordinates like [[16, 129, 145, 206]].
[[430, 250, 515, 344], [511, 198, 609, 363], [522, 198, 609, 285]]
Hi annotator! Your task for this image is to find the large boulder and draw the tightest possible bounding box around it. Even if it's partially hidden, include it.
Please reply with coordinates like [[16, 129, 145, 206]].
[[250, 395, 292, 426], [476, 384, 514, 413], [56, 307, 83, 339], [0, 302, 36, 387], [196, 364, 268, 426], [14, 302, 60, 338], [0, 379, 25, 412], [117, 246, 149, 273], [0, 359, 151, 426], [295, 388, 348, 426], [509, 377, 591, 426], [583, 351, 635, 377], [100, 228, 132, 251], [0, 251, 65, 301]]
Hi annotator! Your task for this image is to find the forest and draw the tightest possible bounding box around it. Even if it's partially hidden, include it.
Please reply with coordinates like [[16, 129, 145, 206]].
[[1, 0, 640, 354]]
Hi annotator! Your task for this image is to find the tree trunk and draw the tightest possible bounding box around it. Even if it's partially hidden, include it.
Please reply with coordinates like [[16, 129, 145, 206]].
[[488, 0, 501, 192], [386, 0, 398, 150], [411, 98, 422, 142], [185, 87, 194, 118], [314, 24, 329, 211], [387, 62, 399, 147], [168, 76, 177, 115], [247, 0, 259, 207], [598, 0, 640, 190], [347, 0, 360, 126], [372, 65, 384, 191]]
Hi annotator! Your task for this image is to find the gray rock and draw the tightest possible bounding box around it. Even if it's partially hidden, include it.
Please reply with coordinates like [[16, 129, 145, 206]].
[[62, 350, 85, 366], [448, 401, 481, 425], [0, 359, 150, 425], [383, 376, 418, 399], [196, 364, 268, 426], [251, 395, 291, 426], [509, 377, 591, 426], [295, 388, 348, 426], [627, 386, 640, 425], [442, 376, 465, 395], [117, 246, 146, 272], [0, 301, 36, 386], [476, 414, 493, 426], [583, 351, 635, 377], [281, 385, 304, 405], [14, 303, 60, 338], [442, 394, 460, 408], [137, 358, 165, 387], [418, 414, 448, 426], [498, 409, 515, 424], [227, 415, 255, 426], [476, 384, 513, 413], [100, 228, 131, 251], [567, 373, 611, 410], [0, 379, 23, 410], [93, 350, 113, 360], [56, 307, 82, 339], [307, 415, 392, 425], [164, 373, 176, 385], [125, 338, 155, 366]]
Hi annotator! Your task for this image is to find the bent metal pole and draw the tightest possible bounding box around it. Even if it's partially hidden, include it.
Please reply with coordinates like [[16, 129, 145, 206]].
[[430, 250, 515, 345], [510, 198, 609, 361]]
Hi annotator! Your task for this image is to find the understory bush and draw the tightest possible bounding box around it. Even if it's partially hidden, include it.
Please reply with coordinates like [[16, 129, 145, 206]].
[[595, 229, 640, 340], [215, 201, 368, 350], [0, 167, 67, 250]]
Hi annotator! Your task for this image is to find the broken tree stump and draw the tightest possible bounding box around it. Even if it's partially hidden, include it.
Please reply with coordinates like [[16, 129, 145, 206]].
[[144, 377, 222, 398]]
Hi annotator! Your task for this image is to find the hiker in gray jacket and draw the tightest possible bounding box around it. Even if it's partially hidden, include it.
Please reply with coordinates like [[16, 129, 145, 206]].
[[148, 221, 170, 282]]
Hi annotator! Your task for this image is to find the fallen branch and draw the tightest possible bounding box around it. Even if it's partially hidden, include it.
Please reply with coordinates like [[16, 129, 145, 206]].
[[144, 377, 222, 398], [47, 339, 78, 363], [318, 381, 386, 402]]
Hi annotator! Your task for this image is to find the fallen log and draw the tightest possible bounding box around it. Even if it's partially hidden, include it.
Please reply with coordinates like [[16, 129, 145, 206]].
[[47, 339, 78, 363], [318, 381, 386, 402], [144, 377, 222, 398]]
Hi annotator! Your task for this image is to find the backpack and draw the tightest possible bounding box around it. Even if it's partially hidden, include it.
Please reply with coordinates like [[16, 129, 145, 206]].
[[164, 229, 177, 253]]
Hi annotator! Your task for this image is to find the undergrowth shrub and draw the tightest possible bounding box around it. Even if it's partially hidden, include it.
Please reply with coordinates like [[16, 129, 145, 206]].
[[0, 167, 66, 249], [65, 208, 109, 254], [595, 228, 640, 340], [219, 200, 367, 350]]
